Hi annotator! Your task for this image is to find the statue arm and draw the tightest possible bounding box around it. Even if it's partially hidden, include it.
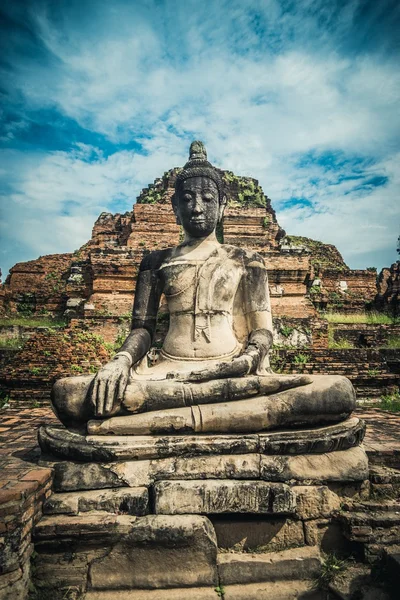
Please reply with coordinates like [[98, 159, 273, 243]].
[[242, 256, 274, 372], [90, 256, 163, 416]]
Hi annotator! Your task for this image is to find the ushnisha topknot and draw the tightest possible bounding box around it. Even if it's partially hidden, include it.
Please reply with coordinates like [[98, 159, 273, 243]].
[[175, 141, 224, 202]]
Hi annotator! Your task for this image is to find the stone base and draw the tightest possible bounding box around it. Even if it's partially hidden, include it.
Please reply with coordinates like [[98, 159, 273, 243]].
[[32, 512, 323, 598], [33, 417, 371, 597]]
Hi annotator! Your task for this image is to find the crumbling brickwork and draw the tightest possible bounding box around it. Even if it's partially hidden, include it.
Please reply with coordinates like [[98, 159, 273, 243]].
[[0, 167, 398, 403]]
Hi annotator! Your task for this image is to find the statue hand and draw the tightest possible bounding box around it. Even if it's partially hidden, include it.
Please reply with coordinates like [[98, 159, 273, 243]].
[[90, 356, 130, 417], [167, 352, 258, 383], [167, 329, 273, 383]]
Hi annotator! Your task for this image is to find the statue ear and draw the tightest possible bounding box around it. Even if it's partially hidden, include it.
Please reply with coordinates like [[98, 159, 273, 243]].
[[218, 194, 227, 222], [171, 194, 182, 225]]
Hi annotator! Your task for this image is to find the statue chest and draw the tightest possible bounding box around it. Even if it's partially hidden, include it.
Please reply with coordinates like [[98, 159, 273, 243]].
[[159, 257, 244, 314]]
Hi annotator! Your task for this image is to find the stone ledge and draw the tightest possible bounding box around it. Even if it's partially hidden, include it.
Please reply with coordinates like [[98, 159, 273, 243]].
[[221, 580, 321, 600], [45, 446, 369, 493], [38, 417, 365, 462], [43, 487, 149, 516], [85, 588, 220, 599], [218, 546, 321, 585]]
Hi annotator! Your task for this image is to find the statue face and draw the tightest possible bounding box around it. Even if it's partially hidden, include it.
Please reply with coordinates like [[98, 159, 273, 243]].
[[176, 176, 220, 238]]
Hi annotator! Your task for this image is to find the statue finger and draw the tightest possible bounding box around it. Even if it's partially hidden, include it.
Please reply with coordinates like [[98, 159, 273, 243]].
[[96, 379, 107, 416], [116, 372, 129, 403], [104, 378, 117, 414], [90, 379, 99, 413]]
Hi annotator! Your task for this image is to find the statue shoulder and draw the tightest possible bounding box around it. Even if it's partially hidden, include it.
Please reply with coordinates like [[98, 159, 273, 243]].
[[222, 245, 266, 268], [139, 248, 174, 272]]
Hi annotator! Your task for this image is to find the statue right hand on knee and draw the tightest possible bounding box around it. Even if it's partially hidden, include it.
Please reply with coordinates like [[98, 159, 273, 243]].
[[90, 354, 131, 417]]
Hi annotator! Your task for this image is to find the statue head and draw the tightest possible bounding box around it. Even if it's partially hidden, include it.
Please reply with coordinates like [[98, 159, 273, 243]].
[[172, 142, 226, 239]]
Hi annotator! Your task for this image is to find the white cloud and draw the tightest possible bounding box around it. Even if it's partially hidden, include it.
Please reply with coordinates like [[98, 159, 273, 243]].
[[0, 0, 399, 275]]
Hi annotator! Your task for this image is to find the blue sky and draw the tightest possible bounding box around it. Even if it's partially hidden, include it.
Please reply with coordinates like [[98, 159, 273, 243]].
[[0, 0, 399, 277]]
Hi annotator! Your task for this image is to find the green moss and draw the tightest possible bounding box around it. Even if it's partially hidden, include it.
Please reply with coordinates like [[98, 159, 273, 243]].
[[223, 171, 266, 208], [286, 235, 348, 271]]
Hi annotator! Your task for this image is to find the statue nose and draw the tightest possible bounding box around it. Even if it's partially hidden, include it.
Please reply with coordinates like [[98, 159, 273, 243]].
[[192, 199, 204, 214]]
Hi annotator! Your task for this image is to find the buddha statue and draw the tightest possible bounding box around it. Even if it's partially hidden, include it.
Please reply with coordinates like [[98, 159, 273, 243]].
[[51, 141, 356, 435]]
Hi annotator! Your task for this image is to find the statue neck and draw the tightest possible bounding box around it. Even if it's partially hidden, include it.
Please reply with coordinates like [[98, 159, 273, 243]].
[[177, 231, 220, 260], [182, 230, 218, 245]]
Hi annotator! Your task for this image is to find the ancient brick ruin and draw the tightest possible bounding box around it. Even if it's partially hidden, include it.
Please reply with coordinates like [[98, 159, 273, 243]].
[[0, 167, 399, 402]]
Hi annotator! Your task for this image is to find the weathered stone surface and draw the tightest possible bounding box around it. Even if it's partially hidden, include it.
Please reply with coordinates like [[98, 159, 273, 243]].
[[39, 418, 365, 463], [34, 513, 138, 544], [43, 487, 148, 516], [218, 546, 321, 585], [222, 580, 321, 599], [34, 515, 218, 591], [40, 424, 259, 461], [51, 460, 133, 491], [0, 561, 30, 600], [211, 517, 305, 552], [50, 454, 260, 492], [259, 417, 365, 455], [303, 519, 349, 555], [261, 446, 368, 483], [338, 509, 400, 545], [154, 480, 296, 515], [49, 445, 368, 493], [327, 563, 379, 600], [85, 589, 219, 600], [88, 515, 218, 589], [294, 486, 341, 520]]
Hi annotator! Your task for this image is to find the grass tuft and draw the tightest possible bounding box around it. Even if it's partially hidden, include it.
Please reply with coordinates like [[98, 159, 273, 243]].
[[0, 316, 66, 328], [315, 554, 348, 590], [322, 311, 399, 325]]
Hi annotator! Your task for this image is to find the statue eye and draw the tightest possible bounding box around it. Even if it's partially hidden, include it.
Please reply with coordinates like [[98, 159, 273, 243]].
[[183, 194, 192, 202], [203, 194, 213, 202]]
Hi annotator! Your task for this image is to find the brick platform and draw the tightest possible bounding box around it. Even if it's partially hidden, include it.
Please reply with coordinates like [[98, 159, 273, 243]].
[[0, 408, 57, 599]]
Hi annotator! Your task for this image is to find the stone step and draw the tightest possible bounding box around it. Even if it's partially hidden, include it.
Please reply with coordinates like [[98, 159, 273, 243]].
[[43, 486, 149, 516], [341, 500, 400, 513], [369, 465, 400, 484], [221, 580, 322, 599], [217, 546, 321, 585], [33, 514, 219, 591], [84, 580, 323, 600], [338, 509, 400, 545]]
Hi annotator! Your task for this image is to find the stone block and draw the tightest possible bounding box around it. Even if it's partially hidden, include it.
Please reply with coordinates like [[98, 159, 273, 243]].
[[51, 454, 260, 492], [294, 486, 341, 520], [261, 446, 368, 483], [88, 515, 218, 589], [210, 516, 305, 552], [43, 487, 149, 516], [34, 513, 139, 545], [218, 546, 321, 585], [154, 480, 296, 515]]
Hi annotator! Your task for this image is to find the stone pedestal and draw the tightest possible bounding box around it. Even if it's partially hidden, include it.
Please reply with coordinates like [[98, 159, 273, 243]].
[[32, 418, 369, 598]]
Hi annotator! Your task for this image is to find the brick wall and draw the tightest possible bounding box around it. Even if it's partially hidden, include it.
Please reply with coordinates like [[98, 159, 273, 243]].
[[0, 466, 52, 600]]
